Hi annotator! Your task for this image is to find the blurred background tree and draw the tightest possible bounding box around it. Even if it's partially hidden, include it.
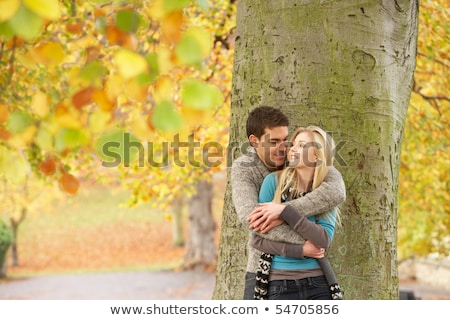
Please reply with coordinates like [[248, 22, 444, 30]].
[[398, 0, 449, 260]]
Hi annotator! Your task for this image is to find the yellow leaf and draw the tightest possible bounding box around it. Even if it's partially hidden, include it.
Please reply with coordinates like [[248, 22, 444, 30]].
[[0, 145, 28, 184], [152, 75, 173, 104], [23, 0, 61, 20], [35, 125, 54, 151], [114, 49, 148, 80], [181, 107, 207, 127], [31, 42, 65, 66], [105, 75, 124, 100], [124, 79, 148, 103], [31, 91, 50, 118], [129, 109, 154, 141], [55, 109, 81, 129], [89, 108, 112, 134], [0, 0, 20, 23], [144, 0, 164, 20], [0, 104, 9, 123], [92, 89, 115, 111], [161, 10, 184, 43], [157, 46, 172, 74], [7, 125, 37, 148]]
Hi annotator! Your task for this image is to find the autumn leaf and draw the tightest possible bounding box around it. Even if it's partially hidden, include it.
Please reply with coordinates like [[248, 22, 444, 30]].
[[181, 79, 224, 110], [0, 0, 20, 23], [151, 100, 183, 132], [31, 91, 50, 118], [92, 89, 115, 112], [7, 4, 43, 41], [59, 172, 80, 195], [175, 28, 212, 66], [0, 145, 27, 184], [6, 109, 33, 134], [116, 10, 142, 33], [71, 87, 95, 110], [39, 157, 57, 176], [55, 128, 89, 153], [0, 104, 9, 123], [23, 0, 61, 21], [161, 10, 184, 43], [114, 49, 148, 79]]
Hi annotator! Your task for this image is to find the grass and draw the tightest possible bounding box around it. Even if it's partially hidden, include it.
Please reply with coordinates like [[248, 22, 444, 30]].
[[5, 173, 226, 278], [7, 182, 185, 277]]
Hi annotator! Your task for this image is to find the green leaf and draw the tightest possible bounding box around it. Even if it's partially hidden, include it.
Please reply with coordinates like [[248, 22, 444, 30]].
[[135, 53, 159, 85], [6, 109, 33, 133], [116, 10, 141, 33], [94, 129, 141, 166], [95, 16, 107, 33], [7, 4, 43, 41], [175, 28, 211, 66], [0, 21, 15, 40], [55, 128, 89, 152], [35, 125, 54, 151], [163, 0, 191, 13], [195, 0, 209, 11], [79, 61, 108, 82], [175, 34, 203, 66], [181, 79, 224, 110], [151, 101, 183, 132]]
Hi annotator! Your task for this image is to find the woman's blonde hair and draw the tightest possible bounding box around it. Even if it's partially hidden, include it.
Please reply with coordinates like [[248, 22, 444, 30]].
[[273, 125, 341, 223]]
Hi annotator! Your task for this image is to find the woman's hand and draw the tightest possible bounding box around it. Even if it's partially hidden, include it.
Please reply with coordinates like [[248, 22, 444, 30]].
[[247, 202, 285, 233], [303, 240, 325, 259]]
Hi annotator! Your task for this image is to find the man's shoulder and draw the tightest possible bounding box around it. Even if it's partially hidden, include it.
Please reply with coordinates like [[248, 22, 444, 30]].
[[232, 153, 260, 169]]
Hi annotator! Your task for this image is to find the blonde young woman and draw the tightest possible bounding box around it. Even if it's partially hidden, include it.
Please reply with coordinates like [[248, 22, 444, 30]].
[[248, 125, 342, 300]]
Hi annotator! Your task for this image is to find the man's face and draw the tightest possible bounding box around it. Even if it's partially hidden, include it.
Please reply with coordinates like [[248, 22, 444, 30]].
[[251, 126, 289, 171]]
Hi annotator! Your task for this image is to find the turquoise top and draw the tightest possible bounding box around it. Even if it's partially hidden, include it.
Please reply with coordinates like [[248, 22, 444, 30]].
[[259, 172, 337, 270]]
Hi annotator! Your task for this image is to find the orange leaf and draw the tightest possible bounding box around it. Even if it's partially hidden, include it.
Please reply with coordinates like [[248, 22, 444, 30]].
[[39, 157, 57, 176], [0, 104, 8, 123], [161, 10, 184, 43], [92, 89, 115, 111], [71, 87, 95, 110], [0, 128, 11, 141], [31, 42, 65, 66], [105, 24, 128, 46], [59, 172, 80, 195], [66, 22, 84, 34]]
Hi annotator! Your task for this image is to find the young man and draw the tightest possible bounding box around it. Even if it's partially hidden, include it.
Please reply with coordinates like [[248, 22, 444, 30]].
[[231, 106, 346, 300]]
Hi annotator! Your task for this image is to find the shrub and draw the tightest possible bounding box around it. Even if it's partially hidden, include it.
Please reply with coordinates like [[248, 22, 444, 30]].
[[0, 219, 13, 274]]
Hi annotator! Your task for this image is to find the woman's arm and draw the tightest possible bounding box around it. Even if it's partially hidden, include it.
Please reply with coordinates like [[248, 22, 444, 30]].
[[250, 236, 325, 259], [248, 166, 345, 233]]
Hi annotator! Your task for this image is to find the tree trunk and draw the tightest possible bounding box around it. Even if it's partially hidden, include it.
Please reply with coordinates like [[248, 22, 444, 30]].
[[183, 180, 217, 271], [214, 0, 418, 299], [171, 196, 185, 247], [10, 207, 27, 267]]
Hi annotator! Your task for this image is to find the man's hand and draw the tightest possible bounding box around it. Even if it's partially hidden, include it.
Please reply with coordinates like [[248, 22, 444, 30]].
[[247, 202, 285, 232], [303, 240, 325, 259]]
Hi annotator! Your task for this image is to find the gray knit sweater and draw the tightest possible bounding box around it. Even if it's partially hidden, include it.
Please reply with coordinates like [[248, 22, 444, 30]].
[[231, 148, 346, 273]]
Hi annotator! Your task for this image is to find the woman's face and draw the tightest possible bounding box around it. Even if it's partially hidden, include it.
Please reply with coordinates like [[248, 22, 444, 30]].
[[287, 131, 317, 169]]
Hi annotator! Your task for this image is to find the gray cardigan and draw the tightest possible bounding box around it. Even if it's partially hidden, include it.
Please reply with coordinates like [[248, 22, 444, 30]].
[[231, 148, 346, 272]]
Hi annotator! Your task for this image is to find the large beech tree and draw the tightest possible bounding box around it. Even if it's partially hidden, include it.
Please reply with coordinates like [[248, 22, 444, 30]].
[[214, 0, 419, 300]]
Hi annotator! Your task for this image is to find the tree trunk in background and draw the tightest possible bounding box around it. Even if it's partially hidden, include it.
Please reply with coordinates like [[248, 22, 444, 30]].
[[171, 196, 185, 247], [214, 0, 418, 299], [183, 180, 217, 271]]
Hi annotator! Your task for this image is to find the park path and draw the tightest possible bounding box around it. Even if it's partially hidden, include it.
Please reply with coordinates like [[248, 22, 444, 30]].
[[0, 270, 216, 300], [1, 269, 450, 300]]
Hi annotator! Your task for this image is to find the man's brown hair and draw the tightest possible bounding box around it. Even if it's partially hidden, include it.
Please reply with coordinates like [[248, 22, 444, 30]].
[[246, 106, 289, 139]]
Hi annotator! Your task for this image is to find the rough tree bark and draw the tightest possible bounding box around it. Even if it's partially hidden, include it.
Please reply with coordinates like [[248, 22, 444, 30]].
[[214, 0, 418, 299], [183, 180, 217, 271]]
